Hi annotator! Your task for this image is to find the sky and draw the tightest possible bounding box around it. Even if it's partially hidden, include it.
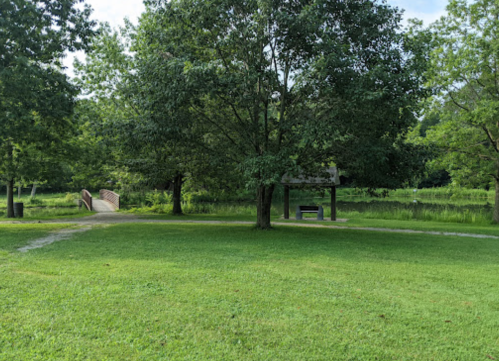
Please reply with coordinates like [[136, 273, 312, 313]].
[[64, 0, 449, 74]]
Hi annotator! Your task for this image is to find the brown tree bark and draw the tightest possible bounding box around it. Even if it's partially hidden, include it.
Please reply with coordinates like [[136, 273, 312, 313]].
[[494, 164, 499, 223], [256, 185, 275, 229], [172, 173, 183, 215], [331, 186, 337, 221], [6, 179, 14, 218]]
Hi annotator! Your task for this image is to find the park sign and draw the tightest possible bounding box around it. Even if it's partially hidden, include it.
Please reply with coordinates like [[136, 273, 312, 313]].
[[281, 167, 340, 221], [281, 167, 340, 187]]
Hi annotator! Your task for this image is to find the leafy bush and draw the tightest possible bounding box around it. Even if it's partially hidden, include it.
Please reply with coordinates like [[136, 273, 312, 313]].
[[28, 197, 44, 206], [145, 191, 172, 207], [64, 193, 79, 203]]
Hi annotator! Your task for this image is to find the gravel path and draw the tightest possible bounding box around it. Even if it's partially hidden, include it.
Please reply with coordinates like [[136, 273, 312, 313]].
[[6, 212, 499, 253], [17, 226, 92, 253]]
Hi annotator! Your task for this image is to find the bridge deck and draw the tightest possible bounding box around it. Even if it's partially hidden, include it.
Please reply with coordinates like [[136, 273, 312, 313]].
[[92, 199, 116, 213]]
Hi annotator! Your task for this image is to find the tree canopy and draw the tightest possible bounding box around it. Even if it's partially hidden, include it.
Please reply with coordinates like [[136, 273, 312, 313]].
[[424, 0, 499, 222], [0, 0, 95, 217], [135, 0, 427, 228]]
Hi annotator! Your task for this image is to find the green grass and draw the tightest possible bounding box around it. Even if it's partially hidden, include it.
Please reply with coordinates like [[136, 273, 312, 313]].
[[124, 202, 261, 218], [280, 217, 499, 237], [0, 207, 94, 220], [337, 186, 495, 200], [388, 187, 495, 199], [0, 224, 73, 252], [0, 192, 81, 208], [135, 204, 499, 236], [0, 193, 95, 220], [124, 188, 497, 226], [1, 223, 498, 360], [336, 208, 494, 225]]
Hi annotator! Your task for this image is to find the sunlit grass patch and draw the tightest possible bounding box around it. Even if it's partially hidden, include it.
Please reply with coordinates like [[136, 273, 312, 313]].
[[1, 223, 498, 360], [0, 224, 74, 252]]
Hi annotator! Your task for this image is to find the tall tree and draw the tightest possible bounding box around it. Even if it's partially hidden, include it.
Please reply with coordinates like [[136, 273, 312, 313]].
[[425, 0, 499, 222], [75, 23, 202, 215], [144, 0, 426, 228], [0, 0, 95, 217]]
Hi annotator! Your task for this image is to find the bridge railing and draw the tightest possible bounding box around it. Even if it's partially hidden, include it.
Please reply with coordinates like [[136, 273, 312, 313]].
[[82, 189, 93, 211], [100, 189, 120, 210]]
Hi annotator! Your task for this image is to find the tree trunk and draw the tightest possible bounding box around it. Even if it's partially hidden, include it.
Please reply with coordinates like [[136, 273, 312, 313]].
[[6, 179, 14, 218], [494, 165, 499, 223], [256, 185, 275, 229], [31, 182, 37, 198], [172, 173, 183, 215]]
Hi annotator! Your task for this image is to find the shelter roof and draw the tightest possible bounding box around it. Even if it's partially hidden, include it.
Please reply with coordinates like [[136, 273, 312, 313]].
[[281, 167, 340, 186]]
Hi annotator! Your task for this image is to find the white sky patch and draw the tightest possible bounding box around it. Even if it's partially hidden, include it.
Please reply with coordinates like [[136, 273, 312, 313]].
[[401, 9, 447, 26], [84, 0, 145, 29], [63, 0, 145, 76]]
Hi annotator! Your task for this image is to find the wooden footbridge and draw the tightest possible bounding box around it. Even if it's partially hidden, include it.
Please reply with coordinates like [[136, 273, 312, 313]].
[[82, 189, 120, 213]]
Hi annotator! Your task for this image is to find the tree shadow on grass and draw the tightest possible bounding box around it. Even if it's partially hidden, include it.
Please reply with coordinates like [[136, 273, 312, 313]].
[[32, 223, 499, 268]]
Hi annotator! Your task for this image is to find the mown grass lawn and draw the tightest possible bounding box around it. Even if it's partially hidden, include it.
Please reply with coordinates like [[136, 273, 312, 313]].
[[137, 212, 499, 237], [1, 223, 498, 360]]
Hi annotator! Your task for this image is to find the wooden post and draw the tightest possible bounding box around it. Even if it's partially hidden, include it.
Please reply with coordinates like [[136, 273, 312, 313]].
[[331, 186, 336, 221], [284, 186, 290, 219]]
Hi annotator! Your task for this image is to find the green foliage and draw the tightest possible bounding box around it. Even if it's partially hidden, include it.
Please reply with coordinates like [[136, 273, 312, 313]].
[[68, 100, 115, 191], [145, 190, 172, 207], [0, 0, 96, 217], [64, 193, 79, 203], [422, 0, 499, 221], [27, 197, 45, 206], [133, 0, 428, 228]]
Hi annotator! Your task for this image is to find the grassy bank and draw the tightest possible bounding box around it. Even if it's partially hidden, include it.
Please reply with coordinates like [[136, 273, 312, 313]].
[[337, 187, 495, 200], [0, 193, 94, 220], [126, 200, 497, 227], [1, 223, 498, 360], [0, 207, 94, 220], [0, 224, 73, 252], [0, 192, 80, 208]]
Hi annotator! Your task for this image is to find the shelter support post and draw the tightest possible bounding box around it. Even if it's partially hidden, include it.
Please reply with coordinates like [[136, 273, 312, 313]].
[[284, 186, 290, 219], [331, 186, 336, 221]]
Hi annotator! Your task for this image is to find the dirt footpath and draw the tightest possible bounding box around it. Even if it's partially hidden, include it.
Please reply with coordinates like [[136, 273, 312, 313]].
[[4, 211, 498, 253]]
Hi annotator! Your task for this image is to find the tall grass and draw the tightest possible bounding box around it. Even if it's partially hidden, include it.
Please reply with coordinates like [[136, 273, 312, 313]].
[[0, 192, 80, 209], [388, 187, 494, 199], [335, 187, 495, 200], [125, 202, 281, 217], [124, 197, 494, 225], [0, 207, 93, 220], [309, 206, 494, 225]]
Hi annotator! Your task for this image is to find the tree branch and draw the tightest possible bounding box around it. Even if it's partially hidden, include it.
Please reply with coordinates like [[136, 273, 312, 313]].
[[448, 91, 470, 112], [482, 125, 499, 153]]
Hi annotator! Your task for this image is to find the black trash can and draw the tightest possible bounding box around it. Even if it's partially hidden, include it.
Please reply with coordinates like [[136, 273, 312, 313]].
[[14, 202, 24, 218]]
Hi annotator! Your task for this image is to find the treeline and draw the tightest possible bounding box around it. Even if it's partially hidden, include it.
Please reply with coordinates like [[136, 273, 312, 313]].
[[2, 0, 499, 224]]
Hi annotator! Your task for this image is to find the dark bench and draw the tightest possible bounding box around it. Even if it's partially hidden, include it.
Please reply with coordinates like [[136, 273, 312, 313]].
[[296, 205, 324, 221]]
